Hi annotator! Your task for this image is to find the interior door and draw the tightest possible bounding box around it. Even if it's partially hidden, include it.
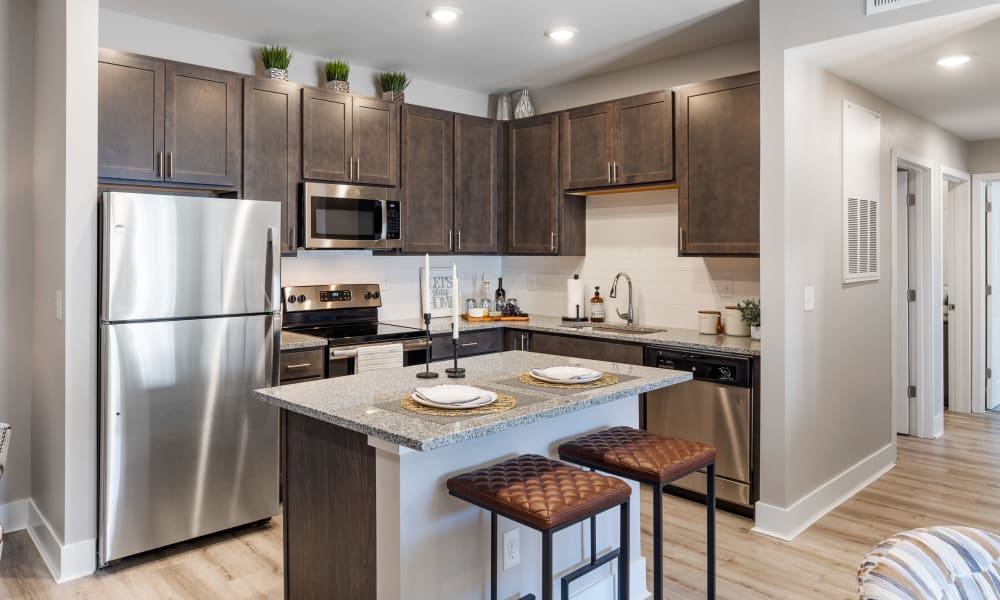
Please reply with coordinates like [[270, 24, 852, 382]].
[[99, 314, 279, 564], [988, 182, 1000, 410]]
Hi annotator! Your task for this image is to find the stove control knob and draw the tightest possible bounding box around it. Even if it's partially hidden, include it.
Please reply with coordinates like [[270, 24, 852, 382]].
[[287, 295, 296, 304], [364, 292, 373, 300], [372, 291, 381, 299], [297, 295, 306, 303]]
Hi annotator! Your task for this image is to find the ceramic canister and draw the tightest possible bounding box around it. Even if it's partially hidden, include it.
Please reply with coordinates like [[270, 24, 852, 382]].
[[723, 306, 750, 337], [698, 310, 722, 335]]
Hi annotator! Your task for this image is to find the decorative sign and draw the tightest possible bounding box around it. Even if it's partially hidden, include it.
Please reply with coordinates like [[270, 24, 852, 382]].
[[420, 267, 454, 317]]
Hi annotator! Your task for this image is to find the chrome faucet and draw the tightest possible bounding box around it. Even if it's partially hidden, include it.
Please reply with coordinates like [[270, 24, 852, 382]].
[[609, 272, 634, 326]]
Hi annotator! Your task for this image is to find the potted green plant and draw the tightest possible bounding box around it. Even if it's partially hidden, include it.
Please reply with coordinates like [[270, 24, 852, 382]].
[[738, 298, 761, 340], [377, 71, 411, 103], [324, 60, 350, 93], [260, 45, 292, 80]]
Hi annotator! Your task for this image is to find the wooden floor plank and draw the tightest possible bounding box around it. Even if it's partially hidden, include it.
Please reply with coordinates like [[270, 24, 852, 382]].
[[1, 411, 998, 599]]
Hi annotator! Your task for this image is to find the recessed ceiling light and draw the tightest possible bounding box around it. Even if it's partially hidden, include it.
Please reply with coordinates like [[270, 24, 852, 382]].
[[428, 6, 462, 23], [545, 27, 578, 42], [937, 55, 970, 67]]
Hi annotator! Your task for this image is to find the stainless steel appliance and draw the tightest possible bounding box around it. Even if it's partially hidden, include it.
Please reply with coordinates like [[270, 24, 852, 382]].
[[282, 284, 426, 376], [644, 346, 757, 514], [99, 192, 281, 565], [301, 182, 402, 250]]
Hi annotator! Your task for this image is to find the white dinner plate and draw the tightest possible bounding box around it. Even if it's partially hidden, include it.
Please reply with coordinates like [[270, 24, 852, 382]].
[[411, 391, 497, 410], [529, 366, 603, 384]]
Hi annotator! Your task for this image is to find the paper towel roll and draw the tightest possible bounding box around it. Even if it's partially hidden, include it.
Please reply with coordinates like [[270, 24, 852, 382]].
[[566, 275, 585, 318]]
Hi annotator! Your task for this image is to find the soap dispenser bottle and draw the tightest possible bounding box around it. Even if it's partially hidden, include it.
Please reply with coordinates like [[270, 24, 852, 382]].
[[590, 286, 605, 323]]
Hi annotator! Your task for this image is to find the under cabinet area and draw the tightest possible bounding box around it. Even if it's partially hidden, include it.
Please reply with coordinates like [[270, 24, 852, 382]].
[[504, 330, 644, 365], [99, 49, 241, 187], [301, 89, 399, 186], [242, 77, 301, 254], [675, 71, 760, 256], [560, 91, 673, 191]]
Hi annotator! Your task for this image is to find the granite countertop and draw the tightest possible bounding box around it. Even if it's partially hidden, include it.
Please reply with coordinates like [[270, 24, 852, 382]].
[[280, 330, 328, 351], [254, 351, 691, 451], [383, 314, 761, 357]]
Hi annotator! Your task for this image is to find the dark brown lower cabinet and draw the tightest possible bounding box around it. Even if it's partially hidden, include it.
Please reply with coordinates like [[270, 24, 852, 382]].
[[675, 72, 760, 256], [504, 330, 643, 365], [431, 329, 502, 361], [243, 77, 301, 254]]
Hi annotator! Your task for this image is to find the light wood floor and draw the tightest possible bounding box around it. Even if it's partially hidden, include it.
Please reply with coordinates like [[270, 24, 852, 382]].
[[2, 411, 999, 599]]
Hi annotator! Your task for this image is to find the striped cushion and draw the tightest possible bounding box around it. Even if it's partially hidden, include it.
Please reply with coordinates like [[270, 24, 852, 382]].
[[858, 527, 1000, 599]]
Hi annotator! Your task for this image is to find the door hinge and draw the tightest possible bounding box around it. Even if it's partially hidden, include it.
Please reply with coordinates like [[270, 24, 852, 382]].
[[988, 368, 993, 379], [907, 385, 917, 399], [988, 201, 994, 213], [907, 193, 916, 207], [907, 289, 916, 302], [989, 285, 994, 296]]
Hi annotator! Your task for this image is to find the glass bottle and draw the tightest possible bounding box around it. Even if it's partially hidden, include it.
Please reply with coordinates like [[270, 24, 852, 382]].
[[495, 277, 507, 313], [480, 281, 493, 312], [590, 286, 605, 323]]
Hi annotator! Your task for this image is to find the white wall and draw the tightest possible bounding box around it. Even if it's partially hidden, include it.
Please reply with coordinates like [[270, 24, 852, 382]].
[[98, 9, 489, 117], [502, 39, 761, 329], [503, 191, 759, 329], [756, 0, 987, 538], [969, 139, 1000, 174], [0, 0, 35, 520]]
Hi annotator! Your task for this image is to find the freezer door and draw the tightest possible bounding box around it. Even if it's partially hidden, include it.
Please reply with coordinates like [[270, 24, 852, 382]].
[[100, 315, 279, 564], [101, 192, 281, 322]]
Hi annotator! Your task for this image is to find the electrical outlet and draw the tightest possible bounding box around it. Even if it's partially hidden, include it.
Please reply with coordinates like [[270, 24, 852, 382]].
[[503, 528, 520, 569], [804, 286, 816, 312], [381, 277, 391, 291], [527, 275, 538, 291]]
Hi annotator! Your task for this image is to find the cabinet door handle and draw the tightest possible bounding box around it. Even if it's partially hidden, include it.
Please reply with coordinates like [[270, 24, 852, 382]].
[[613, 162, 619, 183], [456, 229, 462, 250], [167, 152, 174, 178], [460, 342, 478, 348], [286, 363, 312, 369], [156, 151, 164, 178], [288, 227, 294, 250], [448, 229, 453, 251], [355, 157, 360, 180], [679, 227, 687, 252], [550, 232, 557, 253], [608, 162, 612, 184], [348, 157, 354, 181]]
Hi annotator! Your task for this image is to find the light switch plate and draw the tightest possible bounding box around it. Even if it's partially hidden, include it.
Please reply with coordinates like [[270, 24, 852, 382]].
[[804, 286, 816, 312]]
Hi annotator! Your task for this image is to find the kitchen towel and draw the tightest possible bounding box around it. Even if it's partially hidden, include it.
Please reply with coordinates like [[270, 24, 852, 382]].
[[566, 275, 585, 318], [356, 344, 404, 373]]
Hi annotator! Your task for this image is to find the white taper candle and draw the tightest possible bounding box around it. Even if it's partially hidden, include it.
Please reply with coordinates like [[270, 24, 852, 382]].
[[452, 263, 459, 339], [423, 254, 431, 315]]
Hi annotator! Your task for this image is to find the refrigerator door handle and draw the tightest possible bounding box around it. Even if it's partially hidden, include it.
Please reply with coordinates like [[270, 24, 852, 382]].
[[266, 312, 280, 388], [265, 227, 280, 312]]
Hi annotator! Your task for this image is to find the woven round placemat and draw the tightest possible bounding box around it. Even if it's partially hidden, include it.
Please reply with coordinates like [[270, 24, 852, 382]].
[[401, 393, 517, 417], [517, 372, 619, 389]]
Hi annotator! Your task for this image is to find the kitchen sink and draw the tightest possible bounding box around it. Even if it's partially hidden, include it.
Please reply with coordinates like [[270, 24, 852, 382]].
[[561, 323, 667, 335]]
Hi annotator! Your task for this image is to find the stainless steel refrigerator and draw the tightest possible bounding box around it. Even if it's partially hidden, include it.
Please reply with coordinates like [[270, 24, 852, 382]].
[[99, 192, 281, 565]]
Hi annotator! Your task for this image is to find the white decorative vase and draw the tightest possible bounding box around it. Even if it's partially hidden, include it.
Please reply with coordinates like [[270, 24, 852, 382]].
[[750, 325, 761, 340], [514, 89, 535, 119], [264, 68, 288, 81]]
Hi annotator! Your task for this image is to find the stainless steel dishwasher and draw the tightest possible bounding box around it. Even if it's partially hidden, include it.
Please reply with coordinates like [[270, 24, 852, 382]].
[[644, 346, 756, 515]]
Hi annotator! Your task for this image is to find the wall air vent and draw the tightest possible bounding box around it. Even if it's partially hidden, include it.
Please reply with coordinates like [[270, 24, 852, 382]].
[[866, 0, 933, 15], [842, 101, 882, 283]]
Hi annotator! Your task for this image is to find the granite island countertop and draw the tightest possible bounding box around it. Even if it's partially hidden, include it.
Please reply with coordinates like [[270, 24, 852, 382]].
[[254, 351, 691, 451], [383, 314, 761, 357]]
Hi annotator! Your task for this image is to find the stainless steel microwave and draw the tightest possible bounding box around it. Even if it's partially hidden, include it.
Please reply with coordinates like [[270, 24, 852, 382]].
[[301, 182, 402, 250]]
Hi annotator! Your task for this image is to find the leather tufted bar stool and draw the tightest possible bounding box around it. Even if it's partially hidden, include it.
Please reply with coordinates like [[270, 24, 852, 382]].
[[558, 427, 717, 600], [447, 454, 632, 600]]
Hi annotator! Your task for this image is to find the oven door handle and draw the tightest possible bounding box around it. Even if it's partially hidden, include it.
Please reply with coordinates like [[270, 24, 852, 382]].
[[329, 339, 428, 361]]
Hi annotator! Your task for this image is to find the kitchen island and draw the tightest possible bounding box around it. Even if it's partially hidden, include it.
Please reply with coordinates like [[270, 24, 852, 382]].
[[254, 351, 691, 600]]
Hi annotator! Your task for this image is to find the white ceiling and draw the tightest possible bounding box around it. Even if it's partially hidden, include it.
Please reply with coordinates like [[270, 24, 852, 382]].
[[799, 5, 1000, 141], [99, 0, 759, 93]]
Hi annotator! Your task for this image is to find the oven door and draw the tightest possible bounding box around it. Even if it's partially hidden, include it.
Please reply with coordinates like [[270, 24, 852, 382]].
[[328, 339, 429, 377], [302, 183, 388, 250]]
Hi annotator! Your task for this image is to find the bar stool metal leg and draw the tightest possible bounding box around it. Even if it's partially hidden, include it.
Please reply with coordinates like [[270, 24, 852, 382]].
[[542, 531, 553, 600], [620, 500, 630, 600], [653, 484, 664, 600], [491, 512, 498, 600], [707, 462, 716, 600]]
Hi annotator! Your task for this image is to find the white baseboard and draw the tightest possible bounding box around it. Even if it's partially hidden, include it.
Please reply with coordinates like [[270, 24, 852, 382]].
[[567, 556, 650, 600], [0, 498, 29, 533], [753, 442, 896, 541], [25, 499, 96, 583]]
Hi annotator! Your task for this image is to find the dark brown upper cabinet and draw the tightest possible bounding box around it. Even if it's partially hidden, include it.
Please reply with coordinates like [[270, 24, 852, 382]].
[[302, 90, 399, 187], [454, 115, 501, 254], [98, 50, 165, 182], [401, 105, 454, 254], [560, 91, 673, 192], [507, 115, 585, 256], [243, 77, 301, 255], [675, 72, 759, 256], [98, 49, 240, 188]]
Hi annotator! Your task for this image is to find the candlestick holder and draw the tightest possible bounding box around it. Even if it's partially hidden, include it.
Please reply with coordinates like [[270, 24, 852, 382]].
[[446, 325, 466, 378], [416, 313, 439, 379]]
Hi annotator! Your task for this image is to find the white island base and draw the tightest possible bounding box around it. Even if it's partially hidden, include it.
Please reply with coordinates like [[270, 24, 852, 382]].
[[371, 395, 649, 600]]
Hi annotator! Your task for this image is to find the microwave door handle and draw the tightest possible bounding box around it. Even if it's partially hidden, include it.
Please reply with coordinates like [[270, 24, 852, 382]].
[[382, 200, 389, 244]]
